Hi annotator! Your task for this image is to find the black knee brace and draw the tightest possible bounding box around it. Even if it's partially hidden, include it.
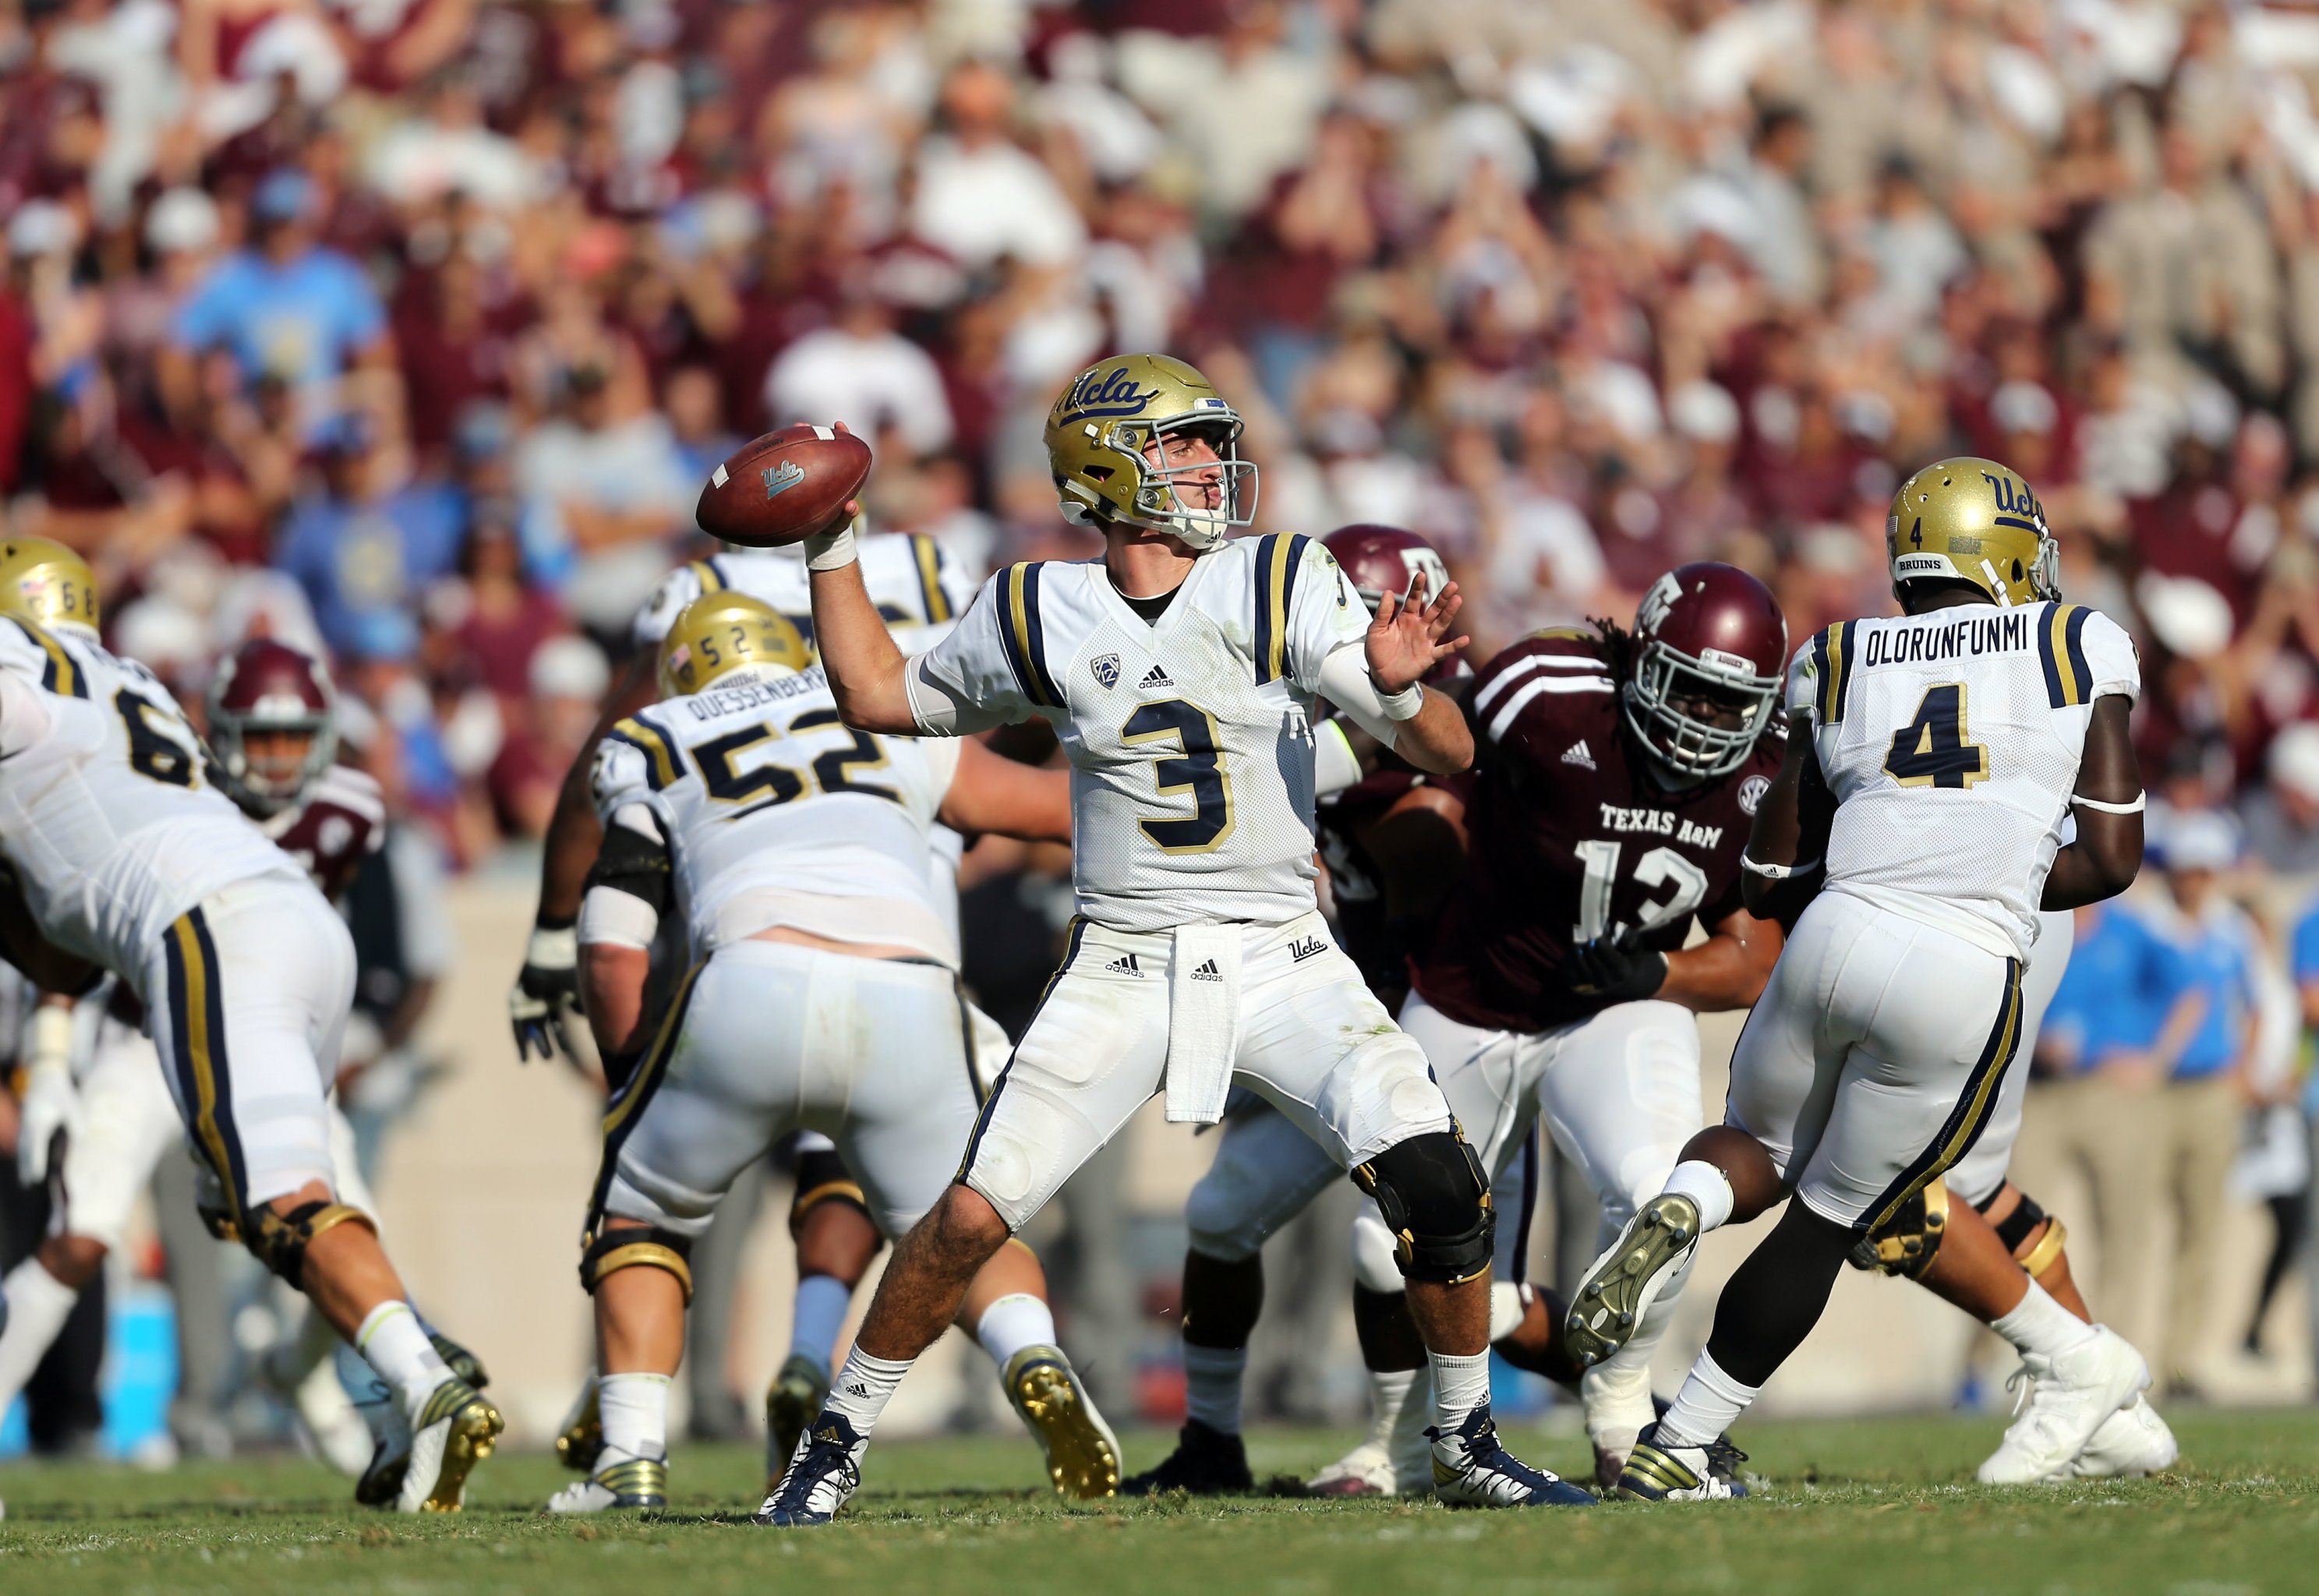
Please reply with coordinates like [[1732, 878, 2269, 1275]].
[[1975, 1186, 2066, 1278], [1349, 1129, 1494, 1284], [788, 1146, 876, 1240], [579, 1224, 695, 1304], [1848, 1180, 1949, 1279], [245, 1201, 376, 1284]]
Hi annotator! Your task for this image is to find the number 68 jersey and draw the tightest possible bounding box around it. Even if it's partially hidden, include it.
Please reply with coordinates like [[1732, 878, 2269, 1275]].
[[1791, 600, 2139, 962], [0, 620, 302, 983], [907, 536, 1373, 933]]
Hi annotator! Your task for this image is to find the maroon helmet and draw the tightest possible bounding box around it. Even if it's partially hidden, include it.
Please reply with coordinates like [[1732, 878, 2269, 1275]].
[[207, 637, 338, 817], [1624, 563, 1787, 780], [1323, 524, 1451, 615]]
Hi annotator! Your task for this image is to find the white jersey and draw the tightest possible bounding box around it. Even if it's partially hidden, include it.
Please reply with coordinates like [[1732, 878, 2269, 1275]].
[[0, 621, 304, 986], [907, 535, 1371, 932], [1789, 600, 2140, 960], [631, 535, 976, 655], [592, 664, 965, 966]]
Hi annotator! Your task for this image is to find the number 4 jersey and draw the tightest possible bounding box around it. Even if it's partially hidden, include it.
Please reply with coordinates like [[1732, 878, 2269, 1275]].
[[0, 620, 304, 983], [1791, 600, 2139, 961], [906, 535, 1373, 933], [1409, 625, 1780, 1035], [591, 665, 964, 966]]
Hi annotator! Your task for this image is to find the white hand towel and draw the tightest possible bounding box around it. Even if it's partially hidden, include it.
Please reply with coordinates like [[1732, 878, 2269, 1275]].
[[1164, 923, 1243, 1124]]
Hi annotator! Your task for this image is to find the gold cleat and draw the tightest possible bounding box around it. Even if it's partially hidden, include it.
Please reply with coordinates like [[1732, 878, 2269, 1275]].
[[1566, 1194, 1701, 1371], [1004, 1344, 1121, 1500], [402, 1379, 504, 1514], [555, 1378, 603, 1474], [765, 1354, 831, 1495]]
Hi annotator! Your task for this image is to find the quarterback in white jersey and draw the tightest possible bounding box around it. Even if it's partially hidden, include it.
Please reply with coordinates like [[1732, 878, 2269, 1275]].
[[1568, 458, 2158, 1502], [557, 591, 1119, 1513], [764, 355, 1595, 1526], [0, 538, 500, 1513]]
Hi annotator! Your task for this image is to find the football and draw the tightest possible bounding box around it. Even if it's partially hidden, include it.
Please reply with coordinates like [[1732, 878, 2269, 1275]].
[[695, 423, 873, 547]]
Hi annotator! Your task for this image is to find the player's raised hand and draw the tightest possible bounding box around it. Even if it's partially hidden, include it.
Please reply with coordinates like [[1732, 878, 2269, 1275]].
[[1366, 569, 1469, 695]]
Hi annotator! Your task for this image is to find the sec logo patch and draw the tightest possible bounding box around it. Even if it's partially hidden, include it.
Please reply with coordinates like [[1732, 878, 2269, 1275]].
[[1737, 775, 1770, 815]]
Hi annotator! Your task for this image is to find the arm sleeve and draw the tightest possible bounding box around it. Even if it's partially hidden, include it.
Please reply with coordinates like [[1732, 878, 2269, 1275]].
[[1285, 543, 1375, 699], [1315, 644, 1409, 750], [907, 574, 1038, 736], [2079, 609, 2141, 703]]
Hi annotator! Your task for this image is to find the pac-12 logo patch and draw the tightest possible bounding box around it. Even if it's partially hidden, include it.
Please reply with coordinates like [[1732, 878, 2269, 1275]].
[[1091, 654, 1122, 688], [1737, 775, 1770, 815]]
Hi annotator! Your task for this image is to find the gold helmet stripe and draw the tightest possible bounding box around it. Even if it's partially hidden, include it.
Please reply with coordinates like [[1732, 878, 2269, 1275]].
[[911, 536, 953, 625], [1253, 533, 1310, 687], [5, 616, 83, 700], [2038, 603, 2093, 708], [998, 563, 1062, 708], [688, 558, 726, 595], [1865, 959, 2024, 1235], [606, 715, 679, 791]]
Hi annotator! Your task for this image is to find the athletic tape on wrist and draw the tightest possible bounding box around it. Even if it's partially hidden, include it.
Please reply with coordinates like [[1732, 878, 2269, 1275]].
[[804, 523, 859, 572]]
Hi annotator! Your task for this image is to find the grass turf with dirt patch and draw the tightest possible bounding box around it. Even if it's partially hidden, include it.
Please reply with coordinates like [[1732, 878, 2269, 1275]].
[[3, 1408, 2316, 1596]]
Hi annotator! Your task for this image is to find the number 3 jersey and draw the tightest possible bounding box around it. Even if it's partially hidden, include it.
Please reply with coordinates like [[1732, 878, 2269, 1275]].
[[0, 621, 303, 984], [1409, 626, 1779, 1035], [591, 664, 964, 966], [1790, 600, 2139, 961], [907, 535, 1372, 933]]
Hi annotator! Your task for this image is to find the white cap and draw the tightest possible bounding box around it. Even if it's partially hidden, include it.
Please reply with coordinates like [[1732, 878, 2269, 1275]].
[[530, 634, 611, 701], [2159, 808, 2239, 873], [2270, 721, 2319, 806], [2137, 572, 2233, 661], [147, 188, 221, 256], [9, 200, 79, 260], [1990, 380, 2058, 437], [1667, 380, 1741, 445]]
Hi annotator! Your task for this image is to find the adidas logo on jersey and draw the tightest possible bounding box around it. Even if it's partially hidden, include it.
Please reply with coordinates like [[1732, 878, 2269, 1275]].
[[1190, 959, 1223, 982], [1561, 740, 1597, 770], [1105, 953, 1143, 976], [1287, 936, 1328, 963], [1140, 664, 1175, 690]]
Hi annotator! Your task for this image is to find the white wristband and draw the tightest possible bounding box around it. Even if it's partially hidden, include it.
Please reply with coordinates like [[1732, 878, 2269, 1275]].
[[1741, 853, 1818, 880], [525, 924, 579, 969], [1373, 680, 1424, 722], [804, 521, 858, 572], [28, 1001, 73, 1070], [2070, 791, 2146, 814]]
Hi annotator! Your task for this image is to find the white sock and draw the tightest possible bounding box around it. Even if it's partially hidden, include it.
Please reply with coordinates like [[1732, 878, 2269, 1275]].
[[0, 1259, 82, 1413], [1366, 1365, 1430, 1454], [973, 1291, 1057, 1368], [824, 1347, 913, 1438], [355, 1301, 451, 1414], [1663, 1161, 1736, 1234], [1989, 1280, 2097, 1359], [597, 1372, 671, 1460], [1429, 1347, 1491, 1437], [1182, 1343, 1247, 1435], [1658, 1350, 1759, 1449], [787, 1274, 854, 1377]]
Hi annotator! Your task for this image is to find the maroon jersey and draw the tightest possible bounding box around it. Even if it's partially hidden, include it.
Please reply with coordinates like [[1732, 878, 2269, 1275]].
[[1409, 627, 1779, 1034], [257, 764, 386, 905]]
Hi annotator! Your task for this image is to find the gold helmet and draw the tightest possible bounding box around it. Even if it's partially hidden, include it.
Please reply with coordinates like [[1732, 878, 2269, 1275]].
[[0, 538, 100, 636], [657, 591, 810, 697], [1886, 457, 2059, 607], [1043, 353, 1257, 551]]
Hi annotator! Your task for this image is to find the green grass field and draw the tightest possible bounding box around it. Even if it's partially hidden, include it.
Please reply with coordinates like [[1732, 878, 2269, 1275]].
[[4, 1410, 2317, 1595]]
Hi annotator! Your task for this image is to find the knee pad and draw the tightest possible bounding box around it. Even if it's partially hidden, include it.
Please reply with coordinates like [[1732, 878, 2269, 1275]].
[[1349, 1129, 1494, 1285], [1847, 1180, 1948, 1280], [1976, 1187, 2067, 1279], [579, 1224, 695, 1305], [788, 1146, 875, 1240], [243, 1201, 377, 1285], [1349, 1206, 1404, 1294]]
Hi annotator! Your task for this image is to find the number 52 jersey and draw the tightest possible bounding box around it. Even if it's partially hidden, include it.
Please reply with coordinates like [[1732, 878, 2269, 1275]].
[[0, 620, 303, 984], [1791, 600, 2139, 962], [908, 535, 1372, 932]]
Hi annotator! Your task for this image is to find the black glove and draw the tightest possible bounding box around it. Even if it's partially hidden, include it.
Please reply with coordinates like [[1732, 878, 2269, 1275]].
[[1566, 928, 1668, 1003], [510, 920, 581, 1063]]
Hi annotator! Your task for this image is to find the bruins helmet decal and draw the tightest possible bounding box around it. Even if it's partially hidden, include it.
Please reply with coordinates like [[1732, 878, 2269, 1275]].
[[1886, 457, 2059, 607], [657, 591, 811, 698], [0, 538, 100, 636], [1043, 353, 1257, 551]]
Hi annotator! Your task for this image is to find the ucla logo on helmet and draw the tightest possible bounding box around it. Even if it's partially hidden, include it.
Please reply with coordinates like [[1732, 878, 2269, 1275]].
[[1091, 653, 1122, 688], [1060, 365, 1156, 422]]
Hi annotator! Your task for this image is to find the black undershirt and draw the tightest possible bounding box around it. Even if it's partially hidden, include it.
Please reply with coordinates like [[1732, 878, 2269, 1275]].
[[1119, 586, 1179, 623]]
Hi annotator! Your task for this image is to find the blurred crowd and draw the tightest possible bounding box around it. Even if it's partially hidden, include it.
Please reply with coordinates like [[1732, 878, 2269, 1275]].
[[12, 0, 2319, 1446]]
